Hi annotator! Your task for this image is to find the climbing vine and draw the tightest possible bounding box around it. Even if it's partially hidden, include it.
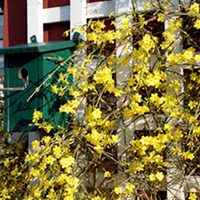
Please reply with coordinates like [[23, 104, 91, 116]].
[[1, 1, 200, 199]]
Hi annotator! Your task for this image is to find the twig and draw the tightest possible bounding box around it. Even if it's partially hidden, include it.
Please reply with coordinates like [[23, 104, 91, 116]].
[[172, 167, 196, 200]]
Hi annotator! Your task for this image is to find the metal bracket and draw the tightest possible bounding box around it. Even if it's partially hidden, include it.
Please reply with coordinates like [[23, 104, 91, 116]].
[[72, 32, 80, 46], [30, 35, 37, 43], [0, 87, 25, 91]]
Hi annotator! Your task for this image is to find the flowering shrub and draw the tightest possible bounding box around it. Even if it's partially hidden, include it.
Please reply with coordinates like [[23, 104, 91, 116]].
[[1, 1, 200, 199]]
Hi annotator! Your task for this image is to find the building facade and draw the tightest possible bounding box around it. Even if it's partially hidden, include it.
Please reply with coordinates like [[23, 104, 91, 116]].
[[2, 0, 199, 199]]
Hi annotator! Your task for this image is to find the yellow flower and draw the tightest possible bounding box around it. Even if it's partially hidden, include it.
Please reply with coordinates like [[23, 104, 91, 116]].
[[104, 171, 111, 178], [32, 109, 43, 123], [46, 156, 55, 165], [190, 72, 198, 81], [1, 188, 11, 199], [87, 32, 98, 43], [112, 135, 118, 144], [189, 193, 197, 200], [34, 188, 41, 198], [164, 123, 173, 131], [183, 151, 194, 160], [149, 173, 156, 181], [51, 85, 59, 94], [173, 129, 183, 142], [194, 19, 200, 29], [60, 156, 75, 169], [94, 145, 103, 153], [157, 13, 165, 22], [113, 88, 124, 97], [4, 159, 10, 168], [64, 30, 69, 37], [53, 145, 63, 158], [121, 17, 129, 24], [155, 172, 164, 182], [169, 80, 180, 92], [194, 54, 200, 62], [42, 136, 51, 144], [96, 20, 105, 31], [92, 108, 102, 120], [172, 148, 181, 155], [32, 140, 40, 150], [93, 67, 113, 86], [59, 103, 75, 114], [25, 196, 33, 200], [188, 100, 198, 110], [43, 124, 53, 133], [46, 188, 57, 199], [30, 168, 40, 178], [189, 3, 199, 14], [109, 12, 114, 17], [114, 187, 122, 194], [125, 182, 135, 194], [144, 2, 150, 11]]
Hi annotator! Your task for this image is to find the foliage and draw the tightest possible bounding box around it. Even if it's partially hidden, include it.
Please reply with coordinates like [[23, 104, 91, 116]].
[[1, 0, 200, 199]]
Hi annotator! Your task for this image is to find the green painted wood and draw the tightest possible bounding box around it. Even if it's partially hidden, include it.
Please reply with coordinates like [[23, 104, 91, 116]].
[[0, 41, 76, 54], [3, 41, 74, 132]]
